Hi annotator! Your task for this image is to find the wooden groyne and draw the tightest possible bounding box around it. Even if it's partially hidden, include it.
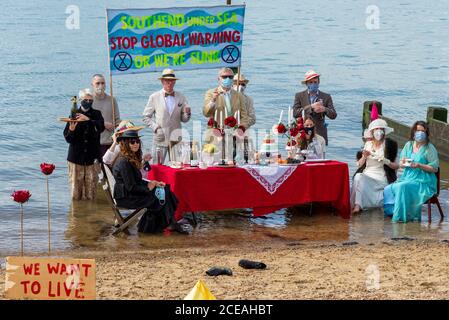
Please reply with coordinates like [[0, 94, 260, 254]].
[[362, 101, 449, 160]]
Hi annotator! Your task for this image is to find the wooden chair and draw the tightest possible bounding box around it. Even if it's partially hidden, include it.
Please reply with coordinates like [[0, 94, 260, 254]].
[[425, 168, 444, 222], [101, 163, 147, 235]]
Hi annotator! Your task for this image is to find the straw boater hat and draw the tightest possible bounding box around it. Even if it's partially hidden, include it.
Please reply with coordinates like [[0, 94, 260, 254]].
[[114, 120, 145, 135], [233, 73, 249, 84], [301, 70, 320, 84], [367, 119, 394, 135], [117, 130, 143, 141], [158, 68, 179, 80]]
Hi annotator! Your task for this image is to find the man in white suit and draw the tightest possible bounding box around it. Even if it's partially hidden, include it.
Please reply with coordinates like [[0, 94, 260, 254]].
[[143, 69, 191, 164]]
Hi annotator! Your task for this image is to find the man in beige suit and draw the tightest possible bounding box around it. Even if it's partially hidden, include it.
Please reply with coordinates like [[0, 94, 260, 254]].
[[204, 68, 249, 128], [143, 69, 191, 164]]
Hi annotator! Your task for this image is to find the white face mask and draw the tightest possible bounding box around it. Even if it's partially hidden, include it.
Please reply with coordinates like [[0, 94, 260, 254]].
[[373, 129, 385, 141]]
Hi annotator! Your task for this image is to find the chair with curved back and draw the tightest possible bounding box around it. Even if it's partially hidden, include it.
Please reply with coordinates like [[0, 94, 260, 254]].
[[425, 167, 444, 222]]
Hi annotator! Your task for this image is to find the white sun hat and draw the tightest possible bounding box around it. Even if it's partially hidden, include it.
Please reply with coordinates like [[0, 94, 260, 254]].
[[367, 119, 394, 135]]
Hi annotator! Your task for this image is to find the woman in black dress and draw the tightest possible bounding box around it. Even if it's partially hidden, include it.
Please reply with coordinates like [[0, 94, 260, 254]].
[[112, 130, 186, 234]]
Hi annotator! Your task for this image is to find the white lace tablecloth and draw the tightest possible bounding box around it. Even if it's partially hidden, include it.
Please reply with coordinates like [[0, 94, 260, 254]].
[[242, 165, 298, 195]]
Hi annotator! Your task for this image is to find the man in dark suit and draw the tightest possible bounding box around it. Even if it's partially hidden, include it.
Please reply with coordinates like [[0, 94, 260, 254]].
[[292, 70, 337, 144]]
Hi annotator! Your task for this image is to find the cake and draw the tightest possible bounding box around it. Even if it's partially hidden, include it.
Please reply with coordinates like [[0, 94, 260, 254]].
[[259, 134, 278, 154]]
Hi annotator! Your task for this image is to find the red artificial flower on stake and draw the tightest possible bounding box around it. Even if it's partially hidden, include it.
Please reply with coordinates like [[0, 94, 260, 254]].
[[40, 163, 55, 175], [11, 190, 31, 203], [224, 116, 237, 128], [40, 163, 55, 255], [11, 190, 31, 256]]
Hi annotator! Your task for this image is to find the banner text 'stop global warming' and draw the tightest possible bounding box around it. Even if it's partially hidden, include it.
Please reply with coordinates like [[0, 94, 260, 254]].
[[107, 5, 245, 75]]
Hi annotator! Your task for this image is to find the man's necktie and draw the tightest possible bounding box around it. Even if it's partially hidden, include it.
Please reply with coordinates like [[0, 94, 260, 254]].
[[165, 92, 175, 97]]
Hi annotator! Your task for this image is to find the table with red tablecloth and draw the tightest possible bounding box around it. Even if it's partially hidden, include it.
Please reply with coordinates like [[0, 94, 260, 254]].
[[148, 161, 351, 221]]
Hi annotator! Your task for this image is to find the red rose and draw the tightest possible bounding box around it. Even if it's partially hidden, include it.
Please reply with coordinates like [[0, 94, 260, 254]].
[[290, 127, 300, 137], [287, 140, 297, 147], [207, 117, 217, 128], [296, 123, 304, 131], [277, 123, 287, 134], [299, 130, 307, 140], [40, 163, 55, 175], [224, 116, 237, 128], [11, 190, 32, 204], [297, 117, 304, 125]]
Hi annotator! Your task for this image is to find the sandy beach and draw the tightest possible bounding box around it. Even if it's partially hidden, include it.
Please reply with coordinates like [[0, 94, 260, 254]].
[[2, 239, 449, 300]]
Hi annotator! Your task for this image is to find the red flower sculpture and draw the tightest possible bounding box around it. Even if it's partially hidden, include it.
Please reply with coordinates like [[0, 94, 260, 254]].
[[40, 163, 55, 175], [11, 190, 31, 203], [224, 116, 237, 128]]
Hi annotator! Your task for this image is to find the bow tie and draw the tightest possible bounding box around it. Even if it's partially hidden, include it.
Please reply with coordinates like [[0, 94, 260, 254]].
[[164, 92, 175, 97]]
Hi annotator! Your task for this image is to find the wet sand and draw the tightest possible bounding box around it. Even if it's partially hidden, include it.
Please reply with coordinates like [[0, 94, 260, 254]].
[[2, 239, 449, 300]]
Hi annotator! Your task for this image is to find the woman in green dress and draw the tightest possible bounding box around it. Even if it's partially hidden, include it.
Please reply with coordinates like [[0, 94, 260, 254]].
[[383, 121, 439, 222]]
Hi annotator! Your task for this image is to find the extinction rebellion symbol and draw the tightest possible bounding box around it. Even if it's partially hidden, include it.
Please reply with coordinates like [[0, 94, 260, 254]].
[[221, 45, 240, 64], [113, 52, 133, 71]]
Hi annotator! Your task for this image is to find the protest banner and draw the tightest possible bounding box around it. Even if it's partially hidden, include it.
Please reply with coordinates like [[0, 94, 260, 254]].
[[106, 5, 246, 75], [5, 257, 96, 300]]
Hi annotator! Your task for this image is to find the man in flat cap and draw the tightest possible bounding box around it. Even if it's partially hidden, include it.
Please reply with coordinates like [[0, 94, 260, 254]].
[[143, 68, 191, 164]]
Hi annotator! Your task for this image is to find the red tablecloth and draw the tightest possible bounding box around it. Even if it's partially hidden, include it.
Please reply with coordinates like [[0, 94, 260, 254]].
[[148, 161, 351, 221]]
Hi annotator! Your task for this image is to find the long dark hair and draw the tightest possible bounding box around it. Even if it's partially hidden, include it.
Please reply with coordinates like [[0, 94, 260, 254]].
[[410, 121, 430, 143], [118, 138, 143, 169], [298, 117, 315, 150]]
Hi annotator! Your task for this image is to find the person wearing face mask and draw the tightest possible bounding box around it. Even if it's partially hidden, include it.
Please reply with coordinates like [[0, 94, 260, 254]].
[[204, 68, 249, 128], [296, 117, 326, 159], [351, 119, 398, 214], [233, 74, 256, 128], [91, 74, 121, 157], [63, 88, 105, 200], [383, 121, 439, 222], [292, 70, 337, 145]]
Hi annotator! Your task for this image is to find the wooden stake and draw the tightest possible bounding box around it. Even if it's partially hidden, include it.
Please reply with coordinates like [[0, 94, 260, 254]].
[[20, 204, 23, 256], [105, 10, 116, 128], [46, 176, 51, 255]]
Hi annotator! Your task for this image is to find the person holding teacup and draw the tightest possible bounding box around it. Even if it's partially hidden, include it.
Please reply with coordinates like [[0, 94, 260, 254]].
[[383, 121, 440, 222], [351, 119, 399, 214]]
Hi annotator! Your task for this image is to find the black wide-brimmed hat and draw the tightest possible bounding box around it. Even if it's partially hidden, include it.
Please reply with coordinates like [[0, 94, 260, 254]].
[[117, 130, 143, 141]]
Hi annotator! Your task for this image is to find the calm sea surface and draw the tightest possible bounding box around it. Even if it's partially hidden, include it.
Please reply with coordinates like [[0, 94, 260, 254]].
[[1, 0, 448, 255]]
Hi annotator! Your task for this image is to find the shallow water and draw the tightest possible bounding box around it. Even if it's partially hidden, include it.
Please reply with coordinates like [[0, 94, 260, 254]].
[[1, 0, 449, 255]]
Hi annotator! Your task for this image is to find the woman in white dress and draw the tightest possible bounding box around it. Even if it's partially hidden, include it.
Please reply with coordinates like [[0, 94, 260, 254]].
[[351, 119, 399, 214]]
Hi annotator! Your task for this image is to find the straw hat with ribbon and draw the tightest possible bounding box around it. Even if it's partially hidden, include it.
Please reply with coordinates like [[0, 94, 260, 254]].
[[114, 120, 145, 135], [301, 70, 320, 84], [367, 119, 394, 135], [158, 68, 179, 80], [116, 130, 143, 141], [233, 73, 249, 84]]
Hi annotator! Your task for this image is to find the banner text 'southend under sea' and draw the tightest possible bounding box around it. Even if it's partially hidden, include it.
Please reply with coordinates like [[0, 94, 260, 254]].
[[106, 5, 246, 76]]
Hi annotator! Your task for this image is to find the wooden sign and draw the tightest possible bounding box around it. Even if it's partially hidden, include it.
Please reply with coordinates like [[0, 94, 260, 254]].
[[5, 257, 96, 300]]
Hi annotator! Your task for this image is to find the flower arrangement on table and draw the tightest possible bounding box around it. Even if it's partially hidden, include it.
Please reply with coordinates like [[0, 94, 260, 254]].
[[208, 109, 246, 165], [272, 108, 306, 154]]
